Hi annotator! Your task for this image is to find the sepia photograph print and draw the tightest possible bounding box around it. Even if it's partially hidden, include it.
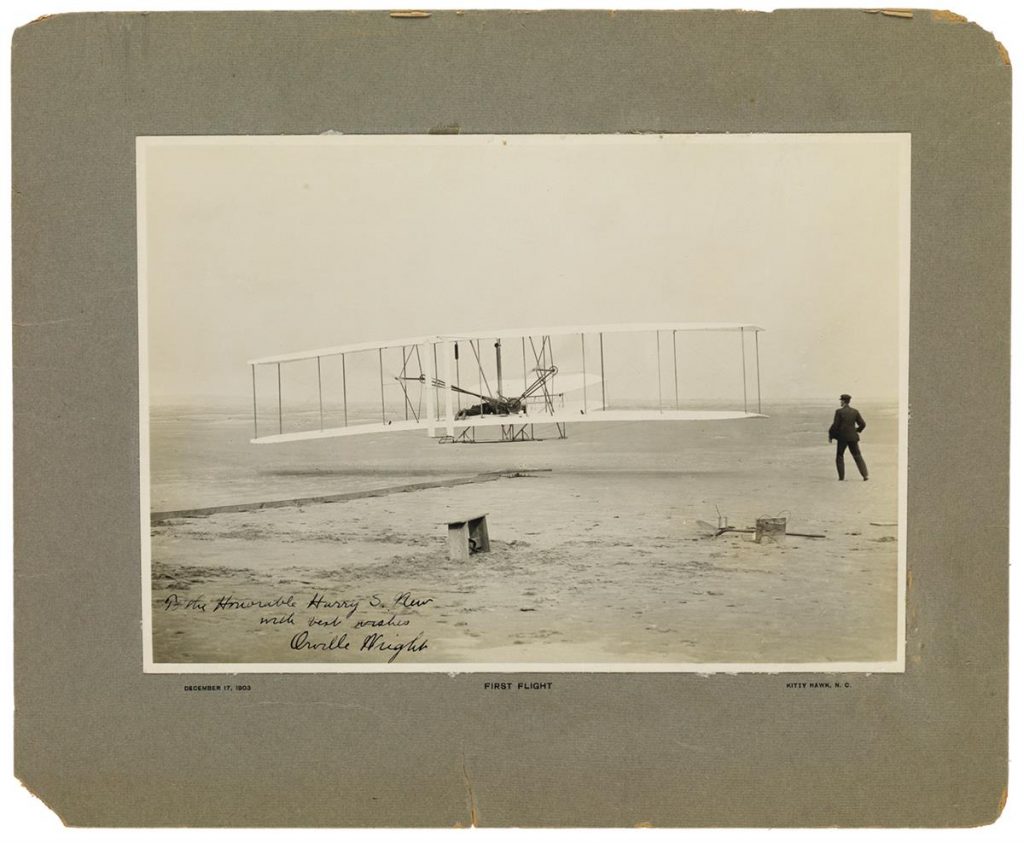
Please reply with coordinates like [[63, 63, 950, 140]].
[[138, 133, 909, 672]]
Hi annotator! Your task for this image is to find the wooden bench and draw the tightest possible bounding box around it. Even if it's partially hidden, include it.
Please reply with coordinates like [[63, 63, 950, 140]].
[[446, 514, 490, 561]]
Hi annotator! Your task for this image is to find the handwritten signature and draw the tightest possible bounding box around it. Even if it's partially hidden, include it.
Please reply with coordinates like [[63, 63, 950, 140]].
[[161, 589, 435, 662], [289, 630, 429, 662]]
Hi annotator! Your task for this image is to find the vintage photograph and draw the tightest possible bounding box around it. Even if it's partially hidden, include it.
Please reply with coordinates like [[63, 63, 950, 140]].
[[138, 134, 908, 672]]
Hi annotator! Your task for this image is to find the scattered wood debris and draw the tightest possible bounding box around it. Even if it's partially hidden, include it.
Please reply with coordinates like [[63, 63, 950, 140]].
[[697, 509, 826, 540]]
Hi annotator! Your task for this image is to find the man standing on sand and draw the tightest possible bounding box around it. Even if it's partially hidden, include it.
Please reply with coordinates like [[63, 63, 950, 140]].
[[829, 393, 869, 481]]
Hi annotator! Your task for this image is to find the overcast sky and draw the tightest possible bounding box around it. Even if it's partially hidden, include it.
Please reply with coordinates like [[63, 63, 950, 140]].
[[141, 134, 908, 406]]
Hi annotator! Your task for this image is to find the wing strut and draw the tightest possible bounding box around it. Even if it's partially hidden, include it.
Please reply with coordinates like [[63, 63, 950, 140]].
[[672, 330, 679, 410], [495, 339, 503, 398], [580, 333, 587, 411], [395, 377, 420, 424], [755, 330, 762, 414], [378, 349, 386, 424], [657, 330, 663, 412], [740, 327, 748, 414], [341, 353, 348, 427], [425, 340, 436, 435], [401, 345, 409, 421], [397, 345, 424, 423], [316, 356, 324, 431], [443, 341, 454, 436], [425, 345, 433, 422], [251, 363, 258, 438], [469, 340, 495, 401], [521, 337, 528, 398], [527, 337, 553, 413], [455, 342, 462, 413]]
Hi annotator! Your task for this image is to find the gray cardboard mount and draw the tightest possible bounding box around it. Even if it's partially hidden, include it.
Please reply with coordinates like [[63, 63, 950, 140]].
[[12, 10, 1009, 828]]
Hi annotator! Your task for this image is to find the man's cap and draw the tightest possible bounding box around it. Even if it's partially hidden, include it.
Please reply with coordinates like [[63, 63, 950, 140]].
[[840, 393, 852, 402]]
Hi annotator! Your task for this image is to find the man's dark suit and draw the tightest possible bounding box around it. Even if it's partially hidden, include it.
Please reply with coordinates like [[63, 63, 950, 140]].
[[829, 405, 868, 480]]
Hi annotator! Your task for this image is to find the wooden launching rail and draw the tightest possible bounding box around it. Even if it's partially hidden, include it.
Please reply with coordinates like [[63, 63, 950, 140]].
[[150, 469, 549, 526]]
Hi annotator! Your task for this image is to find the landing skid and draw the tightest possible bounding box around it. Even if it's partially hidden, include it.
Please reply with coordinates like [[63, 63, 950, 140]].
[[438, 423, 568, 444]]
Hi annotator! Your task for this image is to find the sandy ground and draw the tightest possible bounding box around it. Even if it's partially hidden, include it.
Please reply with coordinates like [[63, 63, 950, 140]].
[[149, 402, 901, 667]]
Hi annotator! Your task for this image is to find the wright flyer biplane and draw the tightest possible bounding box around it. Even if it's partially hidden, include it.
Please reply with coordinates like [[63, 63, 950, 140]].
[[248, 323, 766, 445]]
